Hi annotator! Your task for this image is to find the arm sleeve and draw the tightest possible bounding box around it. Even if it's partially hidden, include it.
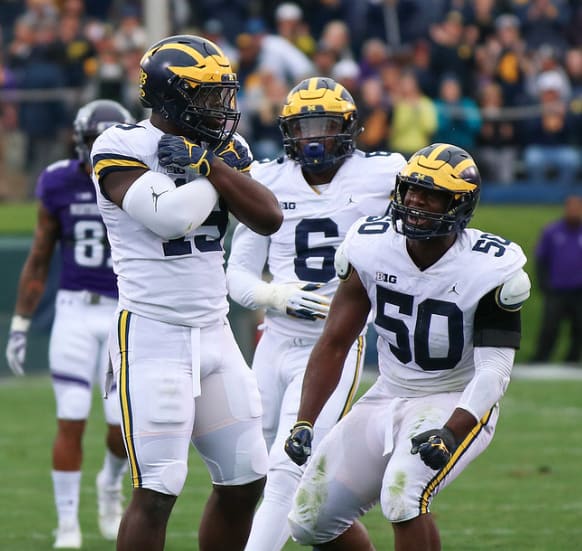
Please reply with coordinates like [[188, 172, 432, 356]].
[[457, 346, 515, 421], [121, 170, 219, 240], [226, 222, 270, 309], [473, 287, 522, 348]]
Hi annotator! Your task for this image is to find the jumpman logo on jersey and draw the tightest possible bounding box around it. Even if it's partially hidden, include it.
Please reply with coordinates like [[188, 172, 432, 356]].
[[347, 195, 357, 205], [150, 187, 168, 212], [449, 284, 459, 295]]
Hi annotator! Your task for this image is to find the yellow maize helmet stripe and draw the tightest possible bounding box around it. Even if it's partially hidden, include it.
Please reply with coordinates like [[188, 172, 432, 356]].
[[401, 144, 478, 193], [281, 77, 356, 118], [141, 41, 234, 85]]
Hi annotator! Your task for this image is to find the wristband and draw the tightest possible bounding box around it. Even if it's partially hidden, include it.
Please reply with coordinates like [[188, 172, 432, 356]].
[[10, 315, 31, 333]]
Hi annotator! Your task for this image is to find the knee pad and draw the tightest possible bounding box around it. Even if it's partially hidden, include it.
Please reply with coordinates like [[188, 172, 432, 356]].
[[155, 460, 188, 496], [55, 383, 92, 420], [381, 490, 419, 523], [288, 515, 317, 546]]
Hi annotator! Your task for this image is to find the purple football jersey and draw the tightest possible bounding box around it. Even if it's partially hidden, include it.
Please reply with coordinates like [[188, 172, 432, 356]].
[[36, 159, 118, 298]]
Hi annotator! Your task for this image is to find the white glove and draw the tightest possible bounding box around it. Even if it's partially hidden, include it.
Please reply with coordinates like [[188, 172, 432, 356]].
[[6, 315, 31, 376], [253, 282, 330, 321]]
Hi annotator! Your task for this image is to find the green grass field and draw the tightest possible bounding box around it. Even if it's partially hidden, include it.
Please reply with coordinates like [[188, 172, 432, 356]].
[[1, 374, 581, 550]]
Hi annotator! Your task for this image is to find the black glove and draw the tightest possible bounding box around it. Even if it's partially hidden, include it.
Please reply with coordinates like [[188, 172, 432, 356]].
[[284, 421, 314, 466], [213, 137, 252, 172], [158, 134, 214, 179], [410, 427, 457, 470]]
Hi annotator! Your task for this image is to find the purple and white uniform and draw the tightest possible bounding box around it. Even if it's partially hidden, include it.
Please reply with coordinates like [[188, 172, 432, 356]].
[[38, 158, 120, 423]]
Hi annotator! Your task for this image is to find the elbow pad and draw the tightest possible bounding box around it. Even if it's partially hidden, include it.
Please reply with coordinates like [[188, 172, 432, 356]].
[[334, 241, 353, 280], [121, 171, 218, 240]]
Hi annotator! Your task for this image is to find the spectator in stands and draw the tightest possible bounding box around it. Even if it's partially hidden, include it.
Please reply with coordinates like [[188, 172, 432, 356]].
[[475, 81, 519, 185], [357, 77, 391, 152], [319, 20, 354, 62], [521, 70, 580, 185], [5, 16, 36, 69], [311, 39, 340, 78], [565, 46, 582, 97], [201, 18, 238, 65], [58, 12, 96, 89], [433, 73, 482, 150], [358, 38, 391, 81], [17, 18, 68, 197], [492, 13, 529, 106], [530, 195, 582, 364], [111, 5, 147, 56], [274, 2, 317, 59], [331, 58, 362, 103], [526, 44, 571, 100], [428, 10, 475, 96], [244, 17, 315, 88], [515, 0, 570, 51], [389, 69, 437, 159]]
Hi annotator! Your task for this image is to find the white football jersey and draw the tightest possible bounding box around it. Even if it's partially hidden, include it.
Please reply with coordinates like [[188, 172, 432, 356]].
[[228, 150, 406, 339], [343, 216, 527, 395], [91, 119, 238, 326]]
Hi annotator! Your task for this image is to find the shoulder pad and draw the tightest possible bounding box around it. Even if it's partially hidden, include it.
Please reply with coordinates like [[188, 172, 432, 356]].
[[496, 269, 531, 311], [334, 240, 353, 280]]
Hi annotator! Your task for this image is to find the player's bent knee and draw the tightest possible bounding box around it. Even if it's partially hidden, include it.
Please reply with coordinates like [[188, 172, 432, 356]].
[[288, 515, 317, 546], [157, 459, 188, 496], [381, 494, 420, 523], [56, 386, 92, 419]]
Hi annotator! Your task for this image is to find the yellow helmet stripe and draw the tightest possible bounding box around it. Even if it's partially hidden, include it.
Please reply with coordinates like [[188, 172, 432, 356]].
[[426, 143, 450, 162], [145, 42, 233, 82]]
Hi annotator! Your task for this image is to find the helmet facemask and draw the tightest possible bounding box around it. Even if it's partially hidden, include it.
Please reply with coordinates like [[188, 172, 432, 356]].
[[280, 112, 358, 173], [164, 74, 240, 147], [391, 176, 478, 240]]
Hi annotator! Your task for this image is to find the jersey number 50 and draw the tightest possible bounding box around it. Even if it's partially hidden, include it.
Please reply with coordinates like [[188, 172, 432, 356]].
[[376, 287, 464, 371]]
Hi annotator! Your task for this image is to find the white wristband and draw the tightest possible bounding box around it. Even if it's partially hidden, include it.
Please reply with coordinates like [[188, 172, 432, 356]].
[[10, 315, 31, 333]]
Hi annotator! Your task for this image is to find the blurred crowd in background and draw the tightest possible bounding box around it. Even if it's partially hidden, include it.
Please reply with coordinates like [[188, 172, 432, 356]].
[[0, 0, 581, 200]]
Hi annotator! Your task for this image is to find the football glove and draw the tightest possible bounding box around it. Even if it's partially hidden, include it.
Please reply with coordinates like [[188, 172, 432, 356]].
[[213, 138, 252, 172], [253, 282, 330, 321], [284, 421, 314, 466], [158, 134, 214, 180], [410, 427, 457, 470], [5, 315, 31, 376]]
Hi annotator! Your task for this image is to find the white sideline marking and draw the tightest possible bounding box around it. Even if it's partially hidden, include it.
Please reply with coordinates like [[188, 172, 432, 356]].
[[361, 363, 582, 384], [511, 364, 582, 380]]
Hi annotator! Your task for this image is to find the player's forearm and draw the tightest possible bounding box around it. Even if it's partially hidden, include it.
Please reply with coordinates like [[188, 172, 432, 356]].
[[208, 161, 282, 235], [226, 265, 265, 309], [14, 258, 50, 317], [443, 408, 481, 443], [297, 341, 347, 424]]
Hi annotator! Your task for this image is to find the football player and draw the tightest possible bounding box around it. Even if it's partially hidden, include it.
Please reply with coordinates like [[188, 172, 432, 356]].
[[89, 35, 282, 551], [226, 76, 406, 551], [5, 99, 135, 548], [284, 143, 531, 550]]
